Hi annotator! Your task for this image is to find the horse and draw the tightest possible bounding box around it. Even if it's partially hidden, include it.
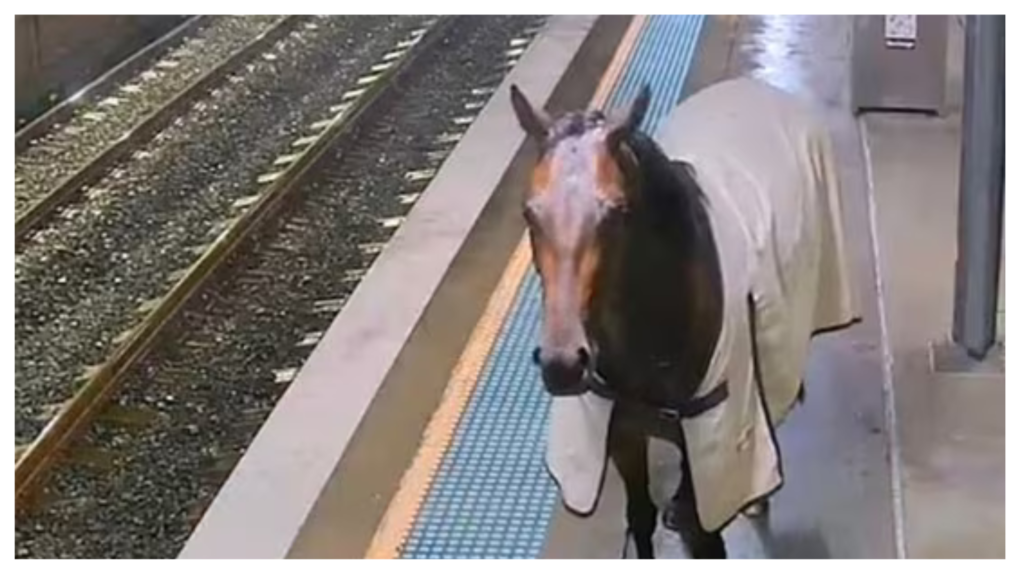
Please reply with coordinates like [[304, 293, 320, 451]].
[[510, 77, 857, 559]]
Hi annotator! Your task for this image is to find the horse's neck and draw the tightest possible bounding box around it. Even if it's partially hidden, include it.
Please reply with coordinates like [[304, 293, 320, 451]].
[[596, 157, 724, 402]]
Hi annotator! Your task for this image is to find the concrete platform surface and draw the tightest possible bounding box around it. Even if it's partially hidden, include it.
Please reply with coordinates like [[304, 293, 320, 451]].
[[858, 13, 1004, 558], [861, 110, 1005, 560]]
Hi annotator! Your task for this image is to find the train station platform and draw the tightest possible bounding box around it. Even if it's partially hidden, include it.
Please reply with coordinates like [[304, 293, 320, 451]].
[[180, 15, 1004, 559]]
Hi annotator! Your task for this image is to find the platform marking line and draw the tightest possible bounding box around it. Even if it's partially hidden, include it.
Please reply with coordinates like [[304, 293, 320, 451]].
[[364, 15, 649, 559], [857, 117, 908, 559]]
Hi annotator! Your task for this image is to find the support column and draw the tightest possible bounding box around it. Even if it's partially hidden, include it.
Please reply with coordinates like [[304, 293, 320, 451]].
[[952, 15, 1005, 359]]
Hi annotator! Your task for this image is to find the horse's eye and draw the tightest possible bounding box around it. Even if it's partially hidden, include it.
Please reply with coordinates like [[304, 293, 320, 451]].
[[606, 203, 629, 219], [522, 205, 540, 228], [599, 204, 628, 233]]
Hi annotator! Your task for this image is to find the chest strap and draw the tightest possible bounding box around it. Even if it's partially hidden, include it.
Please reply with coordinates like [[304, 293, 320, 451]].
[[585, 369, 729, 421]]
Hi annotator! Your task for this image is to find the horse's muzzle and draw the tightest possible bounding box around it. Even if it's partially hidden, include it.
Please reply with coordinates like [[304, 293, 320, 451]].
[[534, 346, 591, 396]]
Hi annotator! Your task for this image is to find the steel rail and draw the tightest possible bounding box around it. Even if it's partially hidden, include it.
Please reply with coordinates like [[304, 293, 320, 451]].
[[15, 15, 455, 511]]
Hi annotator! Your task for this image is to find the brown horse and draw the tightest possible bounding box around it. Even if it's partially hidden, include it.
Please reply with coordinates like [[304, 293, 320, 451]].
[[512, 74, 860, 559], [511, 84, 732, 558]]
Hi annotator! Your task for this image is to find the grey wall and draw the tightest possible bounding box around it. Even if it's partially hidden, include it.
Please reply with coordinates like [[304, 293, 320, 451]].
[[16, 15, 187, 125]]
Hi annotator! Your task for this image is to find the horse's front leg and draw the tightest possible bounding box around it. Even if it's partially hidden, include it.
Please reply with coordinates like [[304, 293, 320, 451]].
[[665, 437, 726, 559], [608, 412, 657, 559]]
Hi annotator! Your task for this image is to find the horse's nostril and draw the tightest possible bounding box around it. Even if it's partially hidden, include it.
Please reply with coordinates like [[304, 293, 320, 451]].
[[532, 347, 541, 365], [577, 347, 591, 368]]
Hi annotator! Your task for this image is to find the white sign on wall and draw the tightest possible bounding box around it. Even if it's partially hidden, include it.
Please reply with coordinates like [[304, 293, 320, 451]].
[[885, 15, 918, 49]]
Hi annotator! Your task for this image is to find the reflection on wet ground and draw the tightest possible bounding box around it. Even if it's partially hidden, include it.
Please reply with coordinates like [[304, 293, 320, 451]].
[[738, 15, 850, 109]]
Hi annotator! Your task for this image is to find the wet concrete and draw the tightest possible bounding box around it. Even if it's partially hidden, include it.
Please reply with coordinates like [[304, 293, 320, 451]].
[[544, 15, 898, 558], [859, 16, 1004, 554]]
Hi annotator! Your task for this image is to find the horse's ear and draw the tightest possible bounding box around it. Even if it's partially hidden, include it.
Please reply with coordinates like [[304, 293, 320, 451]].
[[510, 84, 551, 143], [607, 84, 651, 145]]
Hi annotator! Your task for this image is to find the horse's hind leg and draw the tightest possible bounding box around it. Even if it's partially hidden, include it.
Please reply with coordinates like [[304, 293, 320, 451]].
[[609, 414, 657, 559]]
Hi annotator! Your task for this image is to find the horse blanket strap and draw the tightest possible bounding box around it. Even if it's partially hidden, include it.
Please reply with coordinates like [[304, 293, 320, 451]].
[[585, 371, 729, 421], [664, 380, 729, 420]]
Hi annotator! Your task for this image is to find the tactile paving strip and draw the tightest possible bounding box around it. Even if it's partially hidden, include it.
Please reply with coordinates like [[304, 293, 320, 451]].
[[403, 272, 556, 558], [609, 15, 705, 133], [398, 15, 706, 559]]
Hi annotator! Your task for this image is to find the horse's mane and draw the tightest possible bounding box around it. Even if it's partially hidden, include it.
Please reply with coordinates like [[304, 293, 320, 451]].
[[588, 125, 724, 404], [616, 130, 712, 252]]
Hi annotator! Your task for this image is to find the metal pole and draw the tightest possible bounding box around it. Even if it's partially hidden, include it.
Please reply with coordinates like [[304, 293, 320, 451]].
[[952, 15, 1005, 359]]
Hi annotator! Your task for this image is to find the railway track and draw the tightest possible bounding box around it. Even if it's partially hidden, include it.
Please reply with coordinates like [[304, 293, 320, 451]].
[[14, 15, 299, 242], [16, 15, 547, 559], [16, 17, 435, 454], [16, 14, 440, 499]]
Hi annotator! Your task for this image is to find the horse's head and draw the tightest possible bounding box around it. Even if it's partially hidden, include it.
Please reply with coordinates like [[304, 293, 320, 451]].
[[510, 84, 651, 396]]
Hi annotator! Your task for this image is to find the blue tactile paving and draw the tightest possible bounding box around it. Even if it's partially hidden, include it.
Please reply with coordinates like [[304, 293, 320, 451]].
[[400, 15, 706, 559]]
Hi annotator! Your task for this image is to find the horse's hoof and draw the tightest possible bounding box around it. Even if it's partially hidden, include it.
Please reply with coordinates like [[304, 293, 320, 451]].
[[692, 539, 727, 559], [742, 500, 769, 518], [661, 506, 681, 532]]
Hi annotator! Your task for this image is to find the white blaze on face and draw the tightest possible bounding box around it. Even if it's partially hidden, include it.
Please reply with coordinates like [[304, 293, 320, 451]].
[[526, 128, 615, 361]]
